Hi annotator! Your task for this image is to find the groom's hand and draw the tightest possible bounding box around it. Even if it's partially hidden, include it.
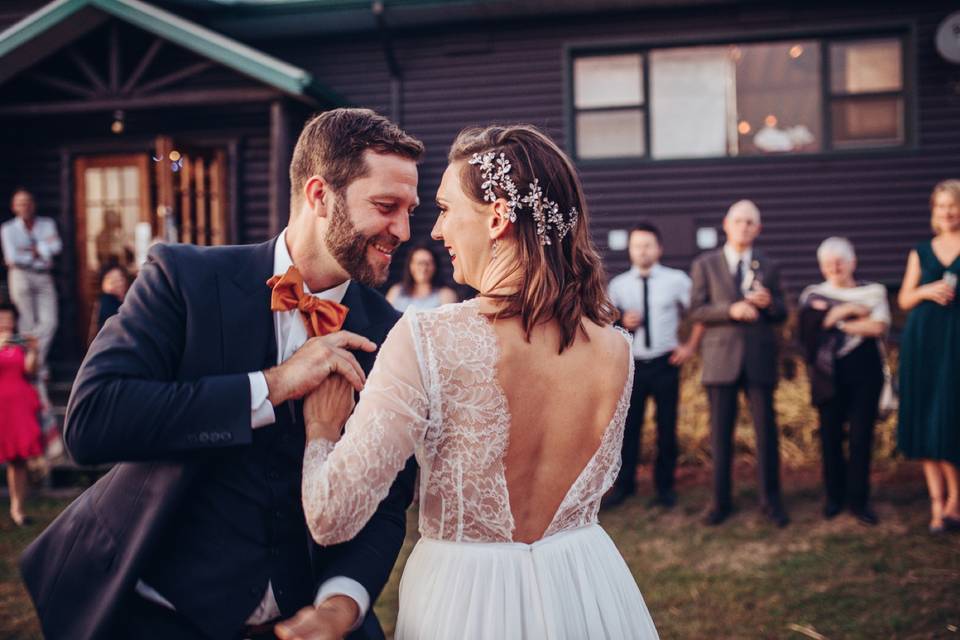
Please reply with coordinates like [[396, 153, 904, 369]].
[[275, 596, 358, 640], [264, 331, 377, 406]]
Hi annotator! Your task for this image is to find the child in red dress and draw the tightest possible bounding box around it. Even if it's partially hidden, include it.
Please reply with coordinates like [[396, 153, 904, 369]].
[[0, 302, 42, 526]]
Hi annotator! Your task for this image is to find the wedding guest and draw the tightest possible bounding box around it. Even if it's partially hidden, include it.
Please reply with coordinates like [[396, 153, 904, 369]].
[[799, 238, 889, 525], [690, 200, 789, 527], [0, 188, 62, 374], [387, 243, 458, 311], [604, 222, 703, 508], [0, 302, 43, 527], [897, 179, 960, 534], [95, 264, 131, 333]]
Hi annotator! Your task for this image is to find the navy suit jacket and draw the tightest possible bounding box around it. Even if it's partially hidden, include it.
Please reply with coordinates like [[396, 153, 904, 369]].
[[20, 238, 417, 640]]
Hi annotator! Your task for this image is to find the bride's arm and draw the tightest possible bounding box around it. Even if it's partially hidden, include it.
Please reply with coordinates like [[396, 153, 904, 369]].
[[302, 314, 429, 546]]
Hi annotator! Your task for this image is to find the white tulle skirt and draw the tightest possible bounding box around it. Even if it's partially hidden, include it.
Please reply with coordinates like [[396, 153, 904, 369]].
[[395, 524, 659, 639]]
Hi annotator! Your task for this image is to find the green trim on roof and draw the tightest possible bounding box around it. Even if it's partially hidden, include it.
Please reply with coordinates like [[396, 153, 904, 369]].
[[0, 0, 343, 103], [0, 0, 87, 59]]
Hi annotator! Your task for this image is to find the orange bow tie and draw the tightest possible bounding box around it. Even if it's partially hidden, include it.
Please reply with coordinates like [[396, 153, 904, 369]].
[[266, 266, 349, 338]]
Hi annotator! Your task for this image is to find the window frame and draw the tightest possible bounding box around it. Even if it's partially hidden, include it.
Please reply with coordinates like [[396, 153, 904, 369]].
[[571, 52, 649, 159], [563, 24, 916, 165]]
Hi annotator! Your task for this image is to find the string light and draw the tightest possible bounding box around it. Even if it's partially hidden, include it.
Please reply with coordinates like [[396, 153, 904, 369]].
[[764, 114, 778, 128], [110, 110, 124, 134], [789, 45, 804, 59], [737, 120, 752, 135]]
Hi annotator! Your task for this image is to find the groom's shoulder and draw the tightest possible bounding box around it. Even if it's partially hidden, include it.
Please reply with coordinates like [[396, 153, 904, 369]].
[[146, 240, 271, 277], [353, 282, 401, 327]]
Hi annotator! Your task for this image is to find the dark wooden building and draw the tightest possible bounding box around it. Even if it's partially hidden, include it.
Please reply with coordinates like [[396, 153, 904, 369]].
[[1, 0, 959, 361]]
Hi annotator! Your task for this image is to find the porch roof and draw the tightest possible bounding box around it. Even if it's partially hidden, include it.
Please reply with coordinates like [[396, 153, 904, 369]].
[[0, 0, 341, 104]]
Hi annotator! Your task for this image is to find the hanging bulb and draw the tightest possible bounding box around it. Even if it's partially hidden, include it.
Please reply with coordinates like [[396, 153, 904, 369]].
[[110, 109, 125, 134]]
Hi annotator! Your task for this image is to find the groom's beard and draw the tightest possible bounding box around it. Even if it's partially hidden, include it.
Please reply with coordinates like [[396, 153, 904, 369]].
[[325, 196, 397, 287]]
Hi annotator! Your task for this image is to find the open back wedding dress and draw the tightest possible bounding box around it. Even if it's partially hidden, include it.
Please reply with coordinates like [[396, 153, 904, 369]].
[[303, 300, 659, 639]]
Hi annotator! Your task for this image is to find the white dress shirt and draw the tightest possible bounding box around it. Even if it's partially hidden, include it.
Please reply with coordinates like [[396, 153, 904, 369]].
[[137, 228, 368, 629], [0, 216, 62, 271], [722, 244, 755, 294], [608, 263, 691, 360]]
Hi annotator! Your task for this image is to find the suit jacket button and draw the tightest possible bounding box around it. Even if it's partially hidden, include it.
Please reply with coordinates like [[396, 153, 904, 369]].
[[268, 470, 280, 480], [270, 547, 280, 557]]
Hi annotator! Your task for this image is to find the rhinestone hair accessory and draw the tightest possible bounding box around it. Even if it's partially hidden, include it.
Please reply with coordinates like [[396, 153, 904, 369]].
[[468, 151, 578, 245]]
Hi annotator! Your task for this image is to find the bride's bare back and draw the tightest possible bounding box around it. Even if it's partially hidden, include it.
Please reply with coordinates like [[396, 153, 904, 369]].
[[302, 299, 633, 547], [492, 315, 630, 542]]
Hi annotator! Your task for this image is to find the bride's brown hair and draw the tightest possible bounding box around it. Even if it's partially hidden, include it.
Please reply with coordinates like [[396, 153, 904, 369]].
[[448, 124, 617, 353]]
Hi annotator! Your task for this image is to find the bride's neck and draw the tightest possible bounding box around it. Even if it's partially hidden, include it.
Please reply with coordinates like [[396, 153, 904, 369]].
[[477, 245, 523, 304]]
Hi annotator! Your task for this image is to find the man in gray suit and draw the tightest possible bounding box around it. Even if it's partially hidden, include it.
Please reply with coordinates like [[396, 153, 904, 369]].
[[690, 200, 789, 527]]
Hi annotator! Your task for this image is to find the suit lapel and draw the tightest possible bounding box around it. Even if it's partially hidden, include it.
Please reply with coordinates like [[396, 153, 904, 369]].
[[218, 239, 278, 374], [712, 250, 739, 300], [340, 282, 379, 374]]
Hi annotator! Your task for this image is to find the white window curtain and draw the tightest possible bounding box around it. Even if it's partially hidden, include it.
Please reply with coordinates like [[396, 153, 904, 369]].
[[649, 47, 737, 159]]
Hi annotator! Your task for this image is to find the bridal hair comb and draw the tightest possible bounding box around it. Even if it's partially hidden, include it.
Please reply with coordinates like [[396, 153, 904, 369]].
[[468, 151, 578, 245]]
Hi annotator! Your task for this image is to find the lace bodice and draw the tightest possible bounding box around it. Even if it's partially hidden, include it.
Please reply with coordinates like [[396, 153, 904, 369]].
[[303, 300, 634, 546]]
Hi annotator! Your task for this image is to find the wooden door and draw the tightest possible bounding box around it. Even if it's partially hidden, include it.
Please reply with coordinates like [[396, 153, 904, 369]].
[[74, 154, 151, 344], [154, 136, 229, 247]]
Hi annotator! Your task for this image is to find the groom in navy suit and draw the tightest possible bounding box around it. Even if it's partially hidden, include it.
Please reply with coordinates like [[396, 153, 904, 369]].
[[20, 109, 423, 640]]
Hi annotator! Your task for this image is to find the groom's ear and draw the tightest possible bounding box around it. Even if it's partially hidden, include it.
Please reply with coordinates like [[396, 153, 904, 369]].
[[304, 176, 334, 219], [488, 199, 513, 241]]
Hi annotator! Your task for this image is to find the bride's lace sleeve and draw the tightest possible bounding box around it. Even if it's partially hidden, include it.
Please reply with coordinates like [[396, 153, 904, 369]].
[[302, 314, 429, 546]]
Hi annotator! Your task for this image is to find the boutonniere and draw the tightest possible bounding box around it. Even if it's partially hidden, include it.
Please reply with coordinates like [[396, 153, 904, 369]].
[[750, 259, 760, 271]]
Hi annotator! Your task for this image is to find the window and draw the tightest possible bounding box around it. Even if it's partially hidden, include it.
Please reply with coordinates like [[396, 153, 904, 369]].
[[829, 38, 904, 148], [573, 54, 645, 158], [571, 34, 906, 160]]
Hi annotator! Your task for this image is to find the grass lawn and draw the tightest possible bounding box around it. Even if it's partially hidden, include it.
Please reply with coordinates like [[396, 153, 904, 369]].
[[3, 464, 958, 639]]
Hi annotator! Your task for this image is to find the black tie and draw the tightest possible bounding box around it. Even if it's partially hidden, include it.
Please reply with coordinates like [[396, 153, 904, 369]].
[[734, 259, 745, 298], [641, 275, 651, 349]]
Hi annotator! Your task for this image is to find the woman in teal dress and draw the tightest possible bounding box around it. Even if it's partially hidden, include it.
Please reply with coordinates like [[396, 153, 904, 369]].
[[897, 180, 960, 534]]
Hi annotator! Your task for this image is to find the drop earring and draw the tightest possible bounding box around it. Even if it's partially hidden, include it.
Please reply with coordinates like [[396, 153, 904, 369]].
[[491, 239, 499, 260]]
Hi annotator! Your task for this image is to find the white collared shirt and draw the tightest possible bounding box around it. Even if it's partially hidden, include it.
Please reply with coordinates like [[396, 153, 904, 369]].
[[0, 216, 62, 271], [137, 228, 367, 628], [722, 244, 753, 276], [723, 244, 757, 293], [608, 263, 691, 360]]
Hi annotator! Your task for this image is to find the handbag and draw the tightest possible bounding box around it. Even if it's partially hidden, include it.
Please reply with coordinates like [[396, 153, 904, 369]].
[[877, 341, 898, 418]]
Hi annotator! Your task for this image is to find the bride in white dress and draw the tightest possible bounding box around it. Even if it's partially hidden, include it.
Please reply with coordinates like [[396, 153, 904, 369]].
[[292, 125, 658, 639]]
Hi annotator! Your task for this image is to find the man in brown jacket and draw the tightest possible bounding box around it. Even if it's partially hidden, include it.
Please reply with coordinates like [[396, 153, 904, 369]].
[[690, 200, 789, 527]]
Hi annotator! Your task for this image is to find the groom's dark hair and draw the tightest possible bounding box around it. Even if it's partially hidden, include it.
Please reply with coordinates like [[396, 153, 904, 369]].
[[290, 108, 424, 208]]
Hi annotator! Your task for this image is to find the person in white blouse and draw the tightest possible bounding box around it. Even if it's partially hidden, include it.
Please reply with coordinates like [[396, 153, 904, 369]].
[[1, 188, 62, 372], [604, 222, 703, 509], [280, 124, 659, 640]]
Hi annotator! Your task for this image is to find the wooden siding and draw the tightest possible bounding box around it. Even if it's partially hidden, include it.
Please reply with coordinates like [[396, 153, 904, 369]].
[[258, 0, 960, 295]]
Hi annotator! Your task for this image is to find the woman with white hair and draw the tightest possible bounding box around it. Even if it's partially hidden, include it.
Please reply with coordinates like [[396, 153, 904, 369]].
[[798, 237, 890, 525]]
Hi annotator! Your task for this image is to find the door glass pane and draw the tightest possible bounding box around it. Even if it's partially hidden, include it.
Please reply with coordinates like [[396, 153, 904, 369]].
[[830, 39, 902, 94], [574, 54, 644, 109], [831, 96, 904, 148], [104, 168, 121, 202], [576, 109, 645, 159], [86, 167, 103, 201], [83, 164, 141, 272]]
